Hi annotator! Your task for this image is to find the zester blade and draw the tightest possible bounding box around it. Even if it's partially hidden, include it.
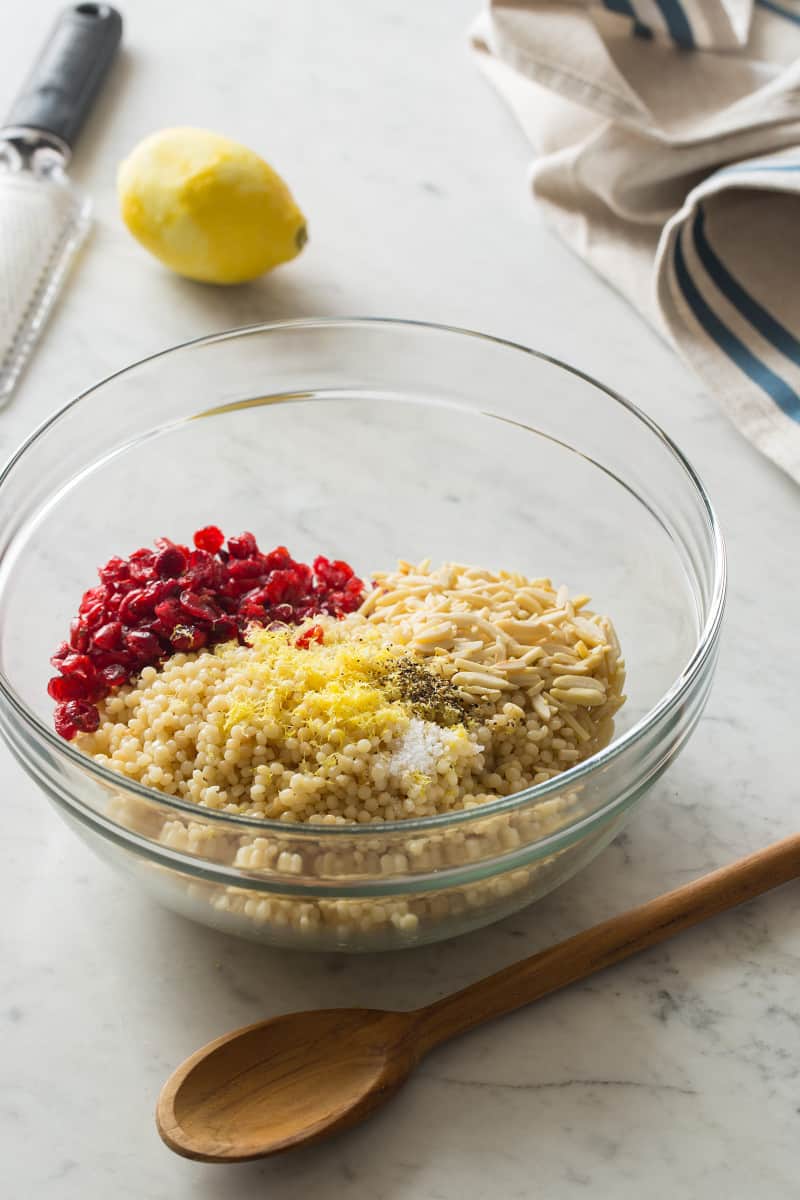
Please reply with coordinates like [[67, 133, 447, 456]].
[[0, 143, 91, 406], [0, 4, 121, 406]]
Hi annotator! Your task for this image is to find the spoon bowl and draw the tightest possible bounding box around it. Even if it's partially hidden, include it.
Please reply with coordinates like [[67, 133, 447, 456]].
[[157, 1008, 418, 1161]]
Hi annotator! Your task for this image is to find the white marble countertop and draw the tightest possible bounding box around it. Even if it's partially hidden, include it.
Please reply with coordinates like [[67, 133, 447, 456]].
[[2, 2, 798, 1196]]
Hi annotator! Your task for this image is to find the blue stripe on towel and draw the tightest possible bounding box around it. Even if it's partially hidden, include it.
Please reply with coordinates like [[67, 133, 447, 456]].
[[693, 206, 800, 369], [653, 0, 695, 46], [673, 227, 800, 422], [603, 0, 654, 36], [756, 0, 800, 26], [721, 160, 800, 175]]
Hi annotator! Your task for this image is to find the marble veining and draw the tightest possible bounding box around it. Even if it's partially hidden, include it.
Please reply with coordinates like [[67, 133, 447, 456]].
[[1, 1, 799, 1197]]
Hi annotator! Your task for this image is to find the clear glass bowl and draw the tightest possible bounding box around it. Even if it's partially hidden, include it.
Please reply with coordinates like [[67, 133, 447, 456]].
[[0, 319, 725, 950]]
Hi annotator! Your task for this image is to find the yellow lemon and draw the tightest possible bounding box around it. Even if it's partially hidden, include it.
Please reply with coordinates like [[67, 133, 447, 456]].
[[117, 127, 307, 284]]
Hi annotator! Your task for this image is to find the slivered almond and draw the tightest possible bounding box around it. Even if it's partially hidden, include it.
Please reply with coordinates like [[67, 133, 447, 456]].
[[552, 674, 605, 691], [412, 621, 455, 645], [496, 620, 554, 646], [556, 708, 591, 742], [551, 687, 607, 706], [357, 588, 383, 616], [571, 616, 606, 646], [359, 560, 624, 797], [453, 671, 514, 691]]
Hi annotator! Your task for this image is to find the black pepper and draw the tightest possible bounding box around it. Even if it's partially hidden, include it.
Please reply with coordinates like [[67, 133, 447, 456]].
[[377, 656, 467, 726]]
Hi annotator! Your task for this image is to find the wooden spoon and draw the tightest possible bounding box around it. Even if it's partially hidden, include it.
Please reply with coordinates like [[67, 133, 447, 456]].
[[157, 831, 800, 1162]]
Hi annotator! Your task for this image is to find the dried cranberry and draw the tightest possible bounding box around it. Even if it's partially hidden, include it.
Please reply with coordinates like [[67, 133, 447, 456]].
[[261, 570, 296, 604], [48, 675, 89, 702], [296, 624, 325, 650], [170, 626, 207, 652], [59, 653, 96, 681], [228, 531, 258, 559], [262, 546, 291, 571], [155, 545, 187, 578], [314, 557, 354, 589], [68, 620, 90, 652], [227, 558, 263, 580], [221, 577, 257, 599], [51, 641, 71, 664], [194, 525, 225, 553], [212, 614, 239, 641], [80, 585, 106, 614], [153, 598, 183, 627], [54, 699, 100, 739], [130, 565, 154, 585], [238, 600, 267, 622], [92, 621, 123, 651], [54, 705, 77, 740], [179, 590, 218, 622], [125, 629, 161, 659], [99, 663, 129, 688], [99, 557, 129, 585], [118, 590, 149, 623], [82, 602, 107, 632]]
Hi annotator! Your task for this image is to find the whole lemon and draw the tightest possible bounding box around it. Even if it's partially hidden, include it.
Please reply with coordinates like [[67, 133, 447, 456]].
[[117, 127, 307, 284]]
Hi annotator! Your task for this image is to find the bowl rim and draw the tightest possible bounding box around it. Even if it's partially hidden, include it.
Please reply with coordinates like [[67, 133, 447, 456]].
[[0, 316, 726, 840]]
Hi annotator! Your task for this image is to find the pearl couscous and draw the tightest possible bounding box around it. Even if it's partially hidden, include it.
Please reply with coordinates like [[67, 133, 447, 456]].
[[76, 558, 626, 823]]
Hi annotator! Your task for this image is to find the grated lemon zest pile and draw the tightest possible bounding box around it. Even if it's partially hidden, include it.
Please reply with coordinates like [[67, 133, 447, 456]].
[[222, 625, 409, 742]]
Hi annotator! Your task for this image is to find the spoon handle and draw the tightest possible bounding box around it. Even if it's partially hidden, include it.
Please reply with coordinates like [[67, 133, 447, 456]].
[[413, 831, 800, 1055]]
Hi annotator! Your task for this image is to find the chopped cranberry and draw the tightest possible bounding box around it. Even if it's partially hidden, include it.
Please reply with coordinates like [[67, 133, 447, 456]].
[[49, 527, 366, 737], [80, 585, 106, 613], [51, 641, 71, 664], [170, 626, 207, 652], [68, 620, 90, 652], [227, 531, 258, 559], [99, 663, 129, 688], [128, 554, 156, 583], [48, 675, 89, 701], [227, 558, 263, 580], [119, 590, 148, 623], [81, 602, 107, 631], [221, 577, 256, 599], [194, 525, 225, 553], [262, 570, 297, 604], [92, 621, 123, 651], [59, 653, 96, 680], [155, 545, 187, 578], [314, 556, 354, 589], [262, 545, 291, 571], [238, 600, 267, 622], [296, 624, 325, 650], [179, 590, 218, 622], [54, 699, 100, 739], [153, 597, 183, 627], [212, 614, 238, 641], [99, 557, 129, 585], [125, 629, 161, 659], [54, 705, 77, 740]]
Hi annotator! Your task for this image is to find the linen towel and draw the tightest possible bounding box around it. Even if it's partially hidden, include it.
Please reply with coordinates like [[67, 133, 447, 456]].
[[471, 0, 800, 483]]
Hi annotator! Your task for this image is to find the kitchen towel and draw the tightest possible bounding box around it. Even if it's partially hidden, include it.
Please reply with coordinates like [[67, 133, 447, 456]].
[[471, 0, 800, 483]]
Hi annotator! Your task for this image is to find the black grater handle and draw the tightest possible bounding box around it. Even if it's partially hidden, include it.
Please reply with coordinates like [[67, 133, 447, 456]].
[[3, 4, 122, 151]]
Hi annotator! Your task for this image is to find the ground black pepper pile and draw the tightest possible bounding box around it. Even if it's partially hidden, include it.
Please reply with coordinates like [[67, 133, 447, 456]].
[[379, 656, 467, 727]]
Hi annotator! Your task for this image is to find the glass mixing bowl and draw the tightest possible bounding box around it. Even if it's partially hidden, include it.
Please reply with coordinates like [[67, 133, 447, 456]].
[[0, 319, 725, 950]]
